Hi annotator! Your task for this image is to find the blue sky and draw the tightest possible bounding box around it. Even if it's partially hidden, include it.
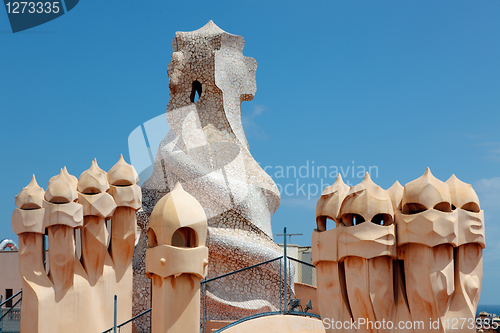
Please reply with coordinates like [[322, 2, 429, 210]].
[[1, 1, 499, 304]]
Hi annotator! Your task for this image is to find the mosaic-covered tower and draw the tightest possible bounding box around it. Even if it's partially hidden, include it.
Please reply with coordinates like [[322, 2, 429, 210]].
[[133, 21, 283, 323]]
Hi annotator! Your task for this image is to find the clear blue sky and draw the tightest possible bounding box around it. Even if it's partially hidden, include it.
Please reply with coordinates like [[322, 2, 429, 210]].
[[1, 1, 499, 304]]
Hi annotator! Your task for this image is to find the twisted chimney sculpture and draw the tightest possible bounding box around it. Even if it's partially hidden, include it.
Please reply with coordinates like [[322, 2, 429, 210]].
[[135, 21, 284, 319]]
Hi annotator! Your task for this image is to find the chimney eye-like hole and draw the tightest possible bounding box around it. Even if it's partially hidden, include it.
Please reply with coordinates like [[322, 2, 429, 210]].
[[402, 203, 427, 214], [462, 202, 480, 213], [316, 216, 327, 232], [341, 213, 365, 226], [171, 227, 198, 248], [372, 213, 393, 226], [316, 216, 337, 231], [49, 196, 71, 204], [81, 187, 102, 195], [433, 202, 452, 212], [147, 229, 158, 248], [190, 80, 202, 103]]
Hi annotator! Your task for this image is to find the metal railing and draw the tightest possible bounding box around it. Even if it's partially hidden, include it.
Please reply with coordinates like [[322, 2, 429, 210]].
[[102, 308, 151, 333], [0, 290, 22, 333], [200, 254, 319, 333]]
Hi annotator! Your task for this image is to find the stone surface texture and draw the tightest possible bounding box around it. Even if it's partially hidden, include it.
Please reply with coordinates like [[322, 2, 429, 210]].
[[12, 157, 141, 333], [313, 169, 485, 333], [133, 21, 284, 328]]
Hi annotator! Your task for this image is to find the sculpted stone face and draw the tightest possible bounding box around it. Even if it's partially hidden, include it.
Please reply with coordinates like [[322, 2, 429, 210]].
[[12, 157, 141, 333], [145, 183, 209, 333], [315, 174, 350, 231], [314, 173, 398, 331], [313, 168, 485, 333]]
